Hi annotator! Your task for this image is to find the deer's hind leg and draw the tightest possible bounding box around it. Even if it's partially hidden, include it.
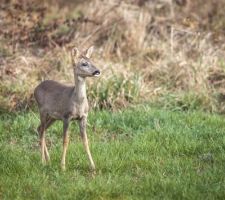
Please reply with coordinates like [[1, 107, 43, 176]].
[[42, 117, 56, 162], [38, 113, 56, 164], [37, 112, 47, 164]]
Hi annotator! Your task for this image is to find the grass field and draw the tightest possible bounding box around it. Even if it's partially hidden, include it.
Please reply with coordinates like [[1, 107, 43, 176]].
[[0, 105, 225, 199]]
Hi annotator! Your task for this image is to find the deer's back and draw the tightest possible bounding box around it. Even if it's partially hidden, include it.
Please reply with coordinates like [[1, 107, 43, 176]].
[[34, 80, 74, 118]]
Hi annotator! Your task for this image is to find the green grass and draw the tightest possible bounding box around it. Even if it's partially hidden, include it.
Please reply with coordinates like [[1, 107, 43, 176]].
[[0, 105, 225, 199]]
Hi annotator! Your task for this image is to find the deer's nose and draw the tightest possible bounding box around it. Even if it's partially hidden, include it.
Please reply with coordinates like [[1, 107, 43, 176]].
[[93, 70, 101, 76]]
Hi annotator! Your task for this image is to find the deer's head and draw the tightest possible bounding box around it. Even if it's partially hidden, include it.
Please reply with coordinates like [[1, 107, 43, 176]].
[[71, 46, 101, 78]]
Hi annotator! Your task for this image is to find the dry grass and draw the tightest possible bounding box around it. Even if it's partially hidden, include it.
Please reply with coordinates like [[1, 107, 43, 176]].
[[1, 0, 225, 112]]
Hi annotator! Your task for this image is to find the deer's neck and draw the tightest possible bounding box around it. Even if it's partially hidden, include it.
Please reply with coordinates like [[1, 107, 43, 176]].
[[74, 76, 87, 103]]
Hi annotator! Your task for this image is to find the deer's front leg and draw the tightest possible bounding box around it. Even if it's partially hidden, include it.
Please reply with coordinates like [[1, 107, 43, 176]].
[[61, 119, 70, 171], [79, 117, 95, 171]]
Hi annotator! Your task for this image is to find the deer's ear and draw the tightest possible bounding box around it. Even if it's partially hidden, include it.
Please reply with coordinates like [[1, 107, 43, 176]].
[[71, 47, 80, 62], [86, 46, 94, 58]]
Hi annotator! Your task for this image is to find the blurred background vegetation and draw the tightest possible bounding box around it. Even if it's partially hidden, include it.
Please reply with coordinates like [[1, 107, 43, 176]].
[[0, 0, 225, 112]]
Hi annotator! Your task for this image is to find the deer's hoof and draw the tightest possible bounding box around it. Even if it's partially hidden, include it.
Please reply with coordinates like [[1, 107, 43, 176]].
[[61, 164, 66, 171], [91, 169, 96, 176], [42, 158, 47, 165]]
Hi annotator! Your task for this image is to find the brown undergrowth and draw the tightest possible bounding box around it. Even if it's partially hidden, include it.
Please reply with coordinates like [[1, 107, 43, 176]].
[[0, 0, 225, 112]]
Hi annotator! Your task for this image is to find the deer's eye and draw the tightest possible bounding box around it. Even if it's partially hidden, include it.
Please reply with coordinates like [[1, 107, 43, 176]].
[[82, 62, 88, 67]]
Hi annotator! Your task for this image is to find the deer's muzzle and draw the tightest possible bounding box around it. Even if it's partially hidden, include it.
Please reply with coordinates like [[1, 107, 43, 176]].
[[93, 70, 100, 77]]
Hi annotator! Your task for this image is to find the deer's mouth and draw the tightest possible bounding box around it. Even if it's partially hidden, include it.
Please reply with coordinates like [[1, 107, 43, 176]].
[[93, 70, 101, 77]]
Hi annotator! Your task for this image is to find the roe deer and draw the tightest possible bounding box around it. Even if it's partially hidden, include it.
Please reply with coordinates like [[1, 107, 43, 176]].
[[34, 46, 100, 171]]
